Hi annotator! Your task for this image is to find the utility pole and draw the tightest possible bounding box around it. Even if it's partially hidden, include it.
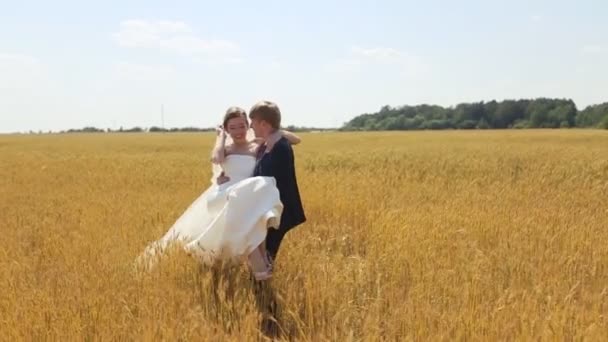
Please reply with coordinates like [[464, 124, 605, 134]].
[[161, 104, 165, 129]]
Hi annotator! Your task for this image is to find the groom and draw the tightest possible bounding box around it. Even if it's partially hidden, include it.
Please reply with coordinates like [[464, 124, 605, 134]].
[[249, 100, 306, 262]]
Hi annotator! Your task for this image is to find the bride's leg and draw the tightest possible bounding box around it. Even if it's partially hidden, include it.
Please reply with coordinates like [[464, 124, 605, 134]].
[[248, 244, 272, 281], [257, 242, 272, 267]]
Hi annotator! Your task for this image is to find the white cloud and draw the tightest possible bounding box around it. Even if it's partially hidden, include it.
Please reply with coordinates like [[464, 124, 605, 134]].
[[267, 58, 282, 69], [0, 53, 46, 89], [112, 62, 176, 81], [582, 44, 607, 55], [328, 46, 428, 76], [530, 15, 543, 22], [192, 56, 245, 66], [112, 19, 240, 57], [351, 46, 406, 61], [0, 53, 40, 66], [326, 59, 362, 73]]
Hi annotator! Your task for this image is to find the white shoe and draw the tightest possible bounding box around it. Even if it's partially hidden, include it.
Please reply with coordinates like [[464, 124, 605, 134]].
[[248, 247, 273, 280], [254, 269, 273, 281]]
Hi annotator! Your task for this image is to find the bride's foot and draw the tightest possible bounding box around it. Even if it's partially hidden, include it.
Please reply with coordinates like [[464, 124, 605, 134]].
[[253, 269, 273, 281], [248, 246, 273, 281]]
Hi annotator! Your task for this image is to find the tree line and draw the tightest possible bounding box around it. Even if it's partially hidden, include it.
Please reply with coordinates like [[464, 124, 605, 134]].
[[341, 99, 608, 131], [17, 98, 608, 134], [59, 126, 215, 133], [54, 125, 332, 134]]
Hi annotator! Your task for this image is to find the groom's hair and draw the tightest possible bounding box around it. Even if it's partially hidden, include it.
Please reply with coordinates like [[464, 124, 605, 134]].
[[249, 101, 281, 130]]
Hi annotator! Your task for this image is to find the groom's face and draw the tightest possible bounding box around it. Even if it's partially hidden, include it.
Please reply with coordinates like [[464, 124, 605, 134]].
[[250, 118, 266, 138]]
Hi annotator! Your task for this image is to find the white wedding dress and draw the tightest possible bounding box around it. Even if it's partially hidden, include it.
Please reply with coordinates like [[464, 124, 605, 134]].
[[139, 154, 283, 268]]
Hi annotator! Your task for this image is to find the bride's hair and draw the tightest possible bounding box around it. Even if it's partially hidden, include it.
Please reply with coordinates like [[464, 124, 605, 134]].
[[223, 107, 248, 128]]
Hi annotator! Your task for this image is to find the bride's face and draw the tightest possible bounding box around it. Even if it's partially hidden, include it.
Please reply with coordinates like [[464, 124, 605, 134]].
[[226, 116, 249, 143]]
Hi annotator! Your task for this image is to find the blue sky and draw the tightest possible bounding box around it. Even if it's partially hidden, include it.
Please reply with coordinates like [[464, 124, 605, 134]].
[[1, 0, 607, 132]]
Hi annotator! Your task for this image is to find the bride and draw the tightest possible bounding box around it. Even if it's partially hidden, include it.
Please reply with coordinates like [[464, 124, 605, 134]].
[[138, 106, 301, 280]]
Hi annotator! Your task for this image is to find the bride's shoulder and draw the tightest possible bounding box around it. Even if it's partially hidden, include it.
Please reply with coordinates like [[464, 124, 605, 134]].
[[247, 140, 261, 152], [249, 138, 263, 147], [223, 142, 236, 152]]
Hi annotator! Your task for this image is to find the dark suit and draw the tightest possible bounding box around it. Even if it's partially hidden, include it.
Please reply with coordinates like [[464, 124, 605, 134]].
[[253, 136, 306, 259]]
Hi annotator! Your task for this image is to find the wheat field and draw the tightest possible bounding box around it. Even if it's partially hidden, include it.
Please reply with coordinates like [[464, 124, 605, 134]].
[[1, 130, 607, 340]]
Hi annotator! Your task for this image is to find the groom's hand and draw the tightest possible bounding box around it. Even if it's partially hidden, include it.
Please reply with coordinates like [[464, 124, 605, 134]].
[[217, 172, 230, 185]]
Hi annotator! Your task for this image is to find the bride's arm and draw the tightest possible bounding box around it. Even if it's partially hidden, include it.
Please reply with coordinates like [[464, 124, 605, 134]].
[[281, 130, 302, 145], [250, 130, 302, 145], [211, 126, 227, 164]]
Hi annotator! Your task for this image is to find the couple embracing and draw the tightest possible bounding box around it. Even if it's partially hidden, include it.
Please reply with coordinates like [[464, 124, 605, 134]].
[[141, 101, 306, 281]]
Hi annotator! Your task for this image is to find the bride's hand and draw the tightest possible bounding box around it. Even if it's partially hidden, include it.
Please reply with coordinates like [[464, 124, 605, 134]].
[[216, 171, 230, 185], [216, 125, 227, 140], [211, 125, 227, 164]]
